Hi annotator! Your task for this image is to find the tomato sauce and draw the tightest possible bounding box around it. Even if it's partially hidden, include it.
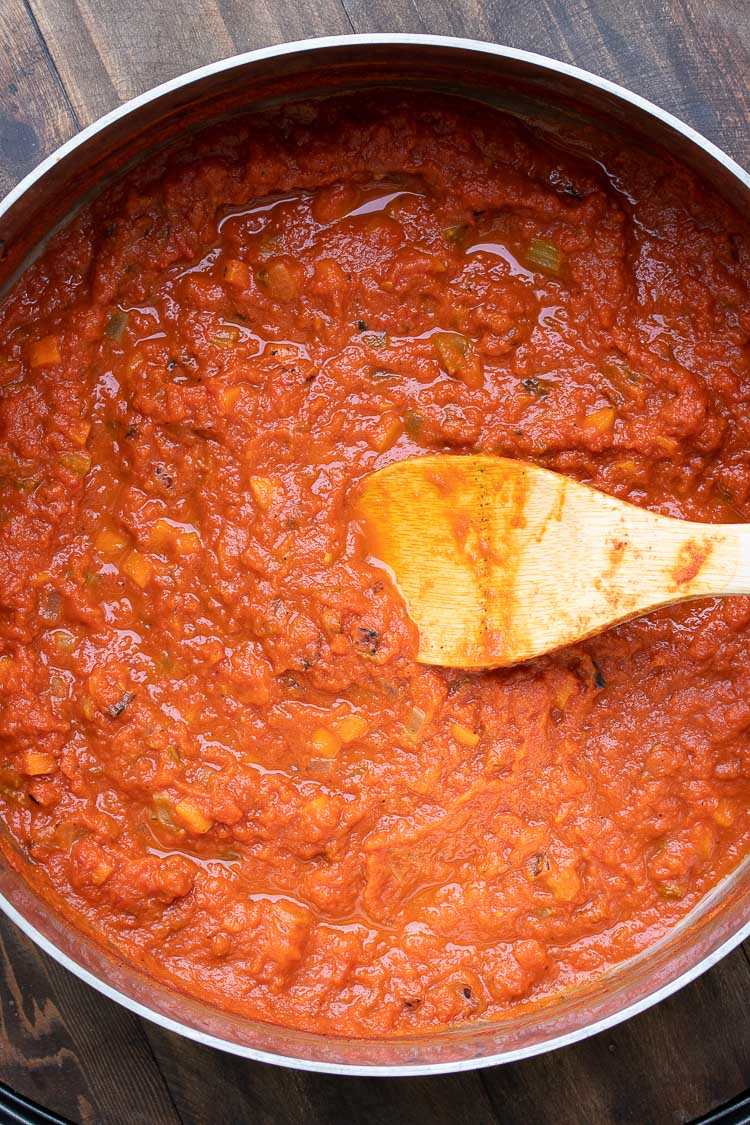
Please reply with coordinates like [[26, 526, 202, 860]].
[[1, 92, 749, 1036]]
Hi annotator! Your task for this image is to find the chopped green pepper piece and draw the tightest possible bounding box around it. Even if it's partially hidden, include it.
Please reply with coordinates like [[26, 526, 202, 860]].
[[526, 238, 562, 276]]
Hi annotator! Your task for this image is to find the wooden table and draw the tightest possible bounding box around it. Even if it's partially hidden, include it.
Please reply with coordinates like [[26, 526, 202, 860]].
[[1, 2, 749, 1122]]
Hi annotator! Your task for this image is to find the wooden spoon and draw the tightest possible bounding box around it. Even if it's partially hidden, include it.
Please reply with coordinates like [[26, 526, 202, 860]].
[[354, 453, 750, 669]]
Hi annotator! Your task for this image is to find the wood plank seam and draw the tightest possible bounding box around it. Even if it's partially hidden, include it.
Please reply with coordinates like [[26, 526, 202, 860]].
[[20, 0, 82, 132], [136, 1033, 186, 1125], [338, 0, 356, 34]]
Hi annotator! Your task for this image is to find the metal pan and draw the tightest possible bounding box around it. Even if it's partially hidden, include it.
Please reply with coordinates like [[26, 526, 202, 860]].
[[1, 34, 749, 1075]]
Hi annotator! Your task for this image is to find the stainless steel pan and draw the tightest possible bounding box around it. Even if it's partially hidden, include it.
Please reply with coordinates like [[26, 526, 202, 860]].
[[1, 34, 749, 1075]]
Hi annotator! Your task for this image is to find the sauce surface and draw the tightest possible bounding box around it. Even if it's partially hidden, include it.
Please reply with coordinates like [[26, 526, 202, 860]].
[[1, 93, 750, 1036]]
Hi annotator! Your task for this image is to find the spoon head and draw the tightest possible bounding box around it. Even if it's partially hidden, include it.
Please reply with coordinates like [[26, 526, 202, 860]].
[[355, 454, 542, 667]]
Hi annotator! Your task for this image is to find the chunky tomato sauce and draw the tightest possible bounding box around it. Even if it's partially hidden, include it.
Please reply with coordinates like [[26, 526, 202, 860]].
[[1, 93, 749, 1037]]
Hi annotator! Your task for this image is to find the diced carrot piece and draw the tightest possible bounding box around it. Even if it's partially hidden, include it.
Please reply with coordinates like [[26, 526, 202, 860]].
[[148, 520, 173, 551], [450, 721, 480, 748], [174, 799, 213, 834], [211, 932, 231, 957], [95, 528, 129, 555], [90, 861, 114, 885], [544, 866, 582, 901], [301, 793, 339, 829], [29, 335, 61, 367], [0, 658, 18, 685], [371, 411, 404, 453], [223, 258, 250, 288], [69, 420, 91, 447], [333, 713, 368, 744], [149, 519, 200, 556], [713, 799, 736, 827], [248, 475, 281, 511], [581, 406, 616, 433], [21, 751, 56, 776], [693, 823, 715, 859], [256, 258, 301, 302], [121, 550, 153, 589], [218, 385, 242, 414], [310, 728, 341, 759], [174, 532, 200, 556]]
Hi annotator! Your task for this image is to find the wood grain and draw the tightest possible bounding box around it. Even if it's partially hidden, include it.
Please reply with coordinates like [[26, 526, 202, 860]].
[[480, 946, 750, 1125], [341, 0, 750, 166], [0, 915, 180, 1124], [143, 1023, 500, 1125], [1, 1, 750, 1122], [26, 0, 353, 127], [0, 0, 79, 197]]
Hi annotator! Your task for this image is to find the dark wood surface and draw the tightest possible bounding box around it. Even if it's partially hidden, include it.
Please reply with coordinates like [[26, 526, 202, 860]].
[[1, 2, 749, 1122]]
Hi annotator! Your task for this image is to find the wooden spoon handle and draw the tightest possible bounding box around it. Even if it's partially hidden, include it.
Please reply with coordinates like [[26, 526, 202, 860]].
[[583, 507, 750, 606], [706, 522, 750, 598], [506, 476, 750, 659]]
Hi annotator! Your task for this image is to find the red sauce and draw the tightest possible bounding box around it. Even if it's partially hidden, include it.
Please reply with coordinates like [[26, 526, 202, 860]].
[[1, 93, 749, 1036]]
